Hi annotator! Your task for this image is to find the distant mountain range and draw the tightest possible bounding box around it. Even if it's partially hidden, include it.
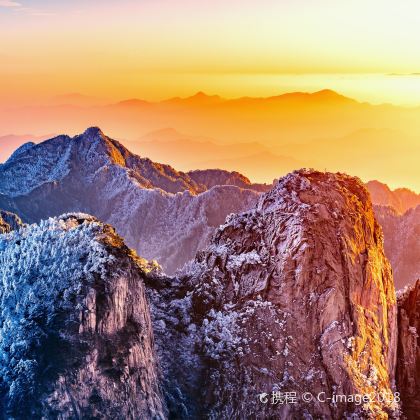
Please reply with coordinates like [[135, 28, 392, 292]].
[[367, 180, 420, 214], [128, 128, 303, 182], [1, 89, 419, 189], [374, 205, 420, 289]]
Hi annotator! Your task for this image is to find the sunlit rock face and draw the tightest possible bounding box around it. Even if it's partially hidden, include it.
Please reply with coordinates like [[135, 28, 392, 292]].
[[0, 127, 259, 274], [0, 214, 165, 419], [180, 170, 399, 419], [397, 280, 420, 419], [0, 210, 22, 233]]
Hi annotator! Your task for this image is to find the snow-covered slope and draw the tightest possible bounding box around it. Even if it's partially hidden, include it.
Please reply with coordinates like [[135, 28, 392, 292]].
[[0, 127, 259, 273], [0, 214, 165, 418], [1, 172, 417, 419], [0, 127, 203, 197]]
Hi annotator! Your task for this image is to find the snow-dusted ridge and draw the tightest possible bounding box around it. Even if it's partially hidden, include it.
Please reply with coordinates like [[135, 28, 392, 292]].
[[0, 127, 261, 273], [0, 213, 166, 418]]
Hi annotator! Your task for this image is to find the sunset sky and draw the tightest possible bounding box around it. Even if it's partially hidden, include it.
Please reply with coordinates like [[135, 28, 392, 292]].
[[2, 0, 420, 105], [1, 0, 420, 192]]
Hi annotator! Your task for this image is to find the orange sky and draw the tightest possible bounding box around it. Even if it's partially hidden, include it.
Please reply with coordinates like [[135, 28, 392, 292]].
[[1, 0, 419, 191], [2, 0, 420, 105]]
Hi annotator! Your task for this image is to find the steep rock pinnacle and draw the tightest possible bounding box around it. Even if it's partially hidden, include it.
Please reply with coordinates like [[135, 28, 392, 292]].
[[183, 170, 398, 418]]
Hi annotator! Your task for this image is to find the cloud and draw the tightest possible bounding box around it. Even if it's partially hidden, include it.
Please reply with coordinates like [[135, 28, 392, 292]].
[[387, 72, 420, 77], [0, 0, 21, 7], [2, 3, 57, 16], [16, 7, 56, 16]]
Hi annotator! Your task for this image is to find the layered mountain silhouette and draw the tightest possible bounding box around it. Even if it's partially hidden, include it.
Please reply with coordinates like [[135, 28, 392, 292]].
[[1, 90, 420, 190], [1, 171, 418, 418], [368, 180, 420, 214], [129, 128, 302, 183]]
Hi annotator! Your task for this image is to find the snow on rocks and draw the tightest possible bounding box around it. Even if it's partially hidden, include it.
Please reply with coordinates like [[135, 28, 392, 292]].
[[0, 213, 166, 418], [183, 170, 399, 419], [0, 127, 260, 274]]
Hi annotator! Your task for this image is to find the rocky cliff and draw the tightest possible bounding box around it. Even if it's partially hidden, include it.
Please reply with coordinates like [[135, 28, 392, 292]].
[[1, 169, 417, 419], [0, 127, 259, 273], [374, 205, 420, 289], [160, 170, 399, 419], [397, 280, 420, 419], [0, 214, 165, 419]]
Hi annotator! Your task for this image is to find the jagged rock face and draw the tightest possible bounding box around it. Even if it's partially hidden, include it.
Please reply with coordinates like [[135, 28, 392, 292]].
[[397, 280, 420, 419], [0, 214, 165, 419], [367, 180, 420, 215], [0, 127, 259, 273], [0, 210, 22, 233], [374, 205, 420, 289], [187, 169, 271, 192], [184, 170, 398, 419]]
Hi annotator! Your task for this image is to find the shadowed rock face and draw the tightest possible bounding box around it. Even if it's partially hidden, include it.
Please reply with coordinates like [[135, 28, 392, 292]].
[[397, 280, 420, 419], [0, 127, 259, 274], [170, 170, 399, 419], [374, 205, 420, 289], [0, 214, 165, 419]]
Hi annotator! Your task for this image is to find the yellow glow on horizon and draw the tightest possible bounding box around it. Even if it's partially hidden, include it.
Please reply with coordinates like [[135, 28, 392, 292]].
[[2, 0, 420, 105], [0, 0, 419, 192]]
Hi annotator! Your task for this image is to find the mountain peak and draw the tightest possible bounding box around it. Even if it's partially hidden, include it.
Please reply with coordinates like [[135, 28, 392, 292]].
[[183, 91, 222, 103], [192, 91, 210, 98], [184, 169, 396, 418], [311, 89, 354, 102], [82, 126, 105, 139]]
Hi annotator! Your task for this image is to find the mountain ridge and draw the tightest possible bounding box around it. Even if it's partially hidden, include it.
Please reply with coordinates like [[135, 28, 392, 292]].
[[0, 127, 261, 273]]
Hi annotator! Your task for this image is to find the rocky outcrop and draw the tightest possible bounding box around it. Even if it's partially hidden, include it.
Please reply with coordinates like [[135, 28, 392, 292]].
[[1, 170, 415, 419], [375, 205, 420, 289], [0, 214, 165, 419], [0, 210, 23, 233], [0, 127, 259, 273], [397, 280, 420, 419], [187, 169, 271, 192], [167, 170, 399, 419]]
